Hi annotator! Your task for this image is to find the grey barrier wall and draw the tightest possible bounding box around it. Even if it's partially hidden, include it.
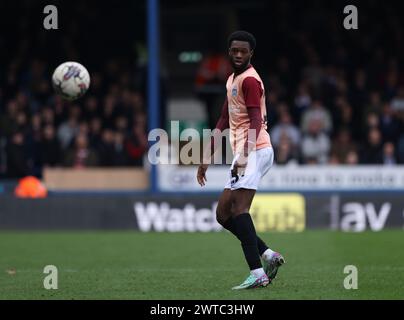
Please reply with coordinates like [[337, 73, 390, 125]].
[[0, 193, 403, 231]]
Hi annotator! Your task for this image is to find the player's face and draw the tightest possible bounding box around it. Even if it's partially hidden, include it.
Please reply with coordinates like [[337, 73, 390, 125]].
[[229, 40, 253, 71]]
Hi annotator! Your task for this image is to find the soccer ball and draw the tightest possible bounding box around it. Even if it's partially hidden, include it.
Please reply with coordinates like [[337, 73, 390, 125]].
[[52, 62, 90, 101]]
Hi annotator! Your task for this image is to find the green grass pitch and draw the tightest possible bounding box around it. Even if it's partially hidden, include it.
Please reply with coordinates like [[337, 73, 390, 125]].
[[0, 230, 403, 299]]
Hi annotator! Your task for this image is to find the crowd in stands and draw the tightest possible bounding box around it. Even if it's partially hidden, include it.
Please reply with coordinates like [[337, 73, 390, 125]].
[[267, 65, 404, 166], [0, 1, 149, 178], [0, 59, 149, 178], [254, 1, 404, 166], [1, 1, 404, 179]]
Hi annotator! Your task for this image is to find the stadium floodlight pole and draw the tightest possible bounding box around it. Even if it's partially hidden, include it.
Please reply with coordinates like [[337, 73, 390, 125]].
[[147, 0, 160, 194]]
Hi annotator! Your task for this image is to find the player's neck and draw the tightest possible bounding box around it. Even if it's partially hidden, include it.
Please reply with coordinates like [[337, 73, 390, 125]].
[[234, 63, 252, 76]]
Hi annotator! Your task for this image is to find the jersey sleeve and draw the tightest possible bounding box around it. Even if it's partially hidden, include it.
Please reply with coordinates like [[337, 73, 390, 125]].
[[241, 76, 263, 108]]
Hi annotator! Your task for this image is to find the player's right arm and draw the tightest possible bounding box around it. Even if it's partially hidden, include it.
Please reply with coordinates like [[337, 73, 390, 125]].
[[197, 98, 229, 186]]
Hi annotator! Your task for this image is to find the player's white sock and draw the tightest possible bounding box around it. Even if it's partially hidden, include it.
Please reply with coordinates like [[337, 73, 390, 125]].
[[262, 248, 275, 261], [251, 267, 266, 278]]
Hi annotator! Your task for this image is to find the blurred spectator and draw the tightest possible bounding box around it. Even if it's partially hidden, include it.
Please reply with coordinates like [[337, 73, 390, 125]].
[[383, 142, 397, 165], [333, 96, 354, 137], [361, 112, 380, 142], [6, 132, 29, 178], [301, 118, 330, 164], [364, 91, 382, 116], [102, 95, 117, 129], [345, 150, 359, 165], [330, 128, 357, 164], [275, 135, 299, 165], [270, 111, 301, 149], [40, 125, 61, 167], [397, 136, 404, 164], [115, 115, 129, 134], [302, 48, 323, 93], [88, 117, 103, 148], [125, 113, 148, 166], [57, 107, 80, 149], [97, 129, 116, 166], [391, 86, 404, 131], [391, 86, 404, 112], [112, 132, 129, 166], [0, 100, 19, 137], [328, 153, 340, 165], [380, 103, 400, 143], [63, 133, 99, 168], [349, 69, 368, 110], [359, 128, 383, 164], [384, 69, 399, 101], [292, 82, 312, 123], [83, 96, 100, 121], [41, 107, 56, 127], [300, 99, 332, 134]]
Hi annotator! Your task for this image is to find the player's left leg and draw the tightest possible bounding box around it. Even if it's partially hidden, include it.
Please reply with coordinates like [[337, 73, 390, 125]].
[[230, 188, 270, 289], [229, 147, 285, 289]]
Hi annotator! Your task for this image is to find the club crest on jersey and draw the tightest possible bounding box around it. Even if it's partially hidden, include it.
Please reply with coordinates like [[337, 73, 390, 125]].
[[232, 88, 237, 96]]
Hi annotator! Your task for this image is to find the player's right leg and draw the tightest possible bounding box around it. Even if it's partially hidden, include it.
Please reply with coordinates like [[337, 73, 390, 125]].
[[216, 189, 274, 260]]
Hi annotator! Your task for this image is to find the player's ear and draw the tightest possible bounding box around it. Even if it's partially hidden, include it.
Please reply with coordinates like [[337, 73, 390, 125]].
[[250, 50, 254, 57]]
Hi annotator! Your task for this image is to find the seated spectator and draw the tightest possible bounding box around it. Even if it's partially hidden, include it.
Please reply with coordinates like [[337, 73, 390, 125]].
[[359, 128, 383, 164], [83, 96, 100, 121], [349, 69, 368, 109], [345, 150, 359, 165], [330, 128, 356, 163], [363, 91, 382, 116], [383, 142, 397, 165], [333, 97, 354, 137], [102, 95, 117, 129], [125, 113, 148, 166], [391, 86, 404, 112], [112, 132, 129, 166], [361, 111, 380, 141], [380, 103, 400, 143], [6, 131, 29, 178], [328, 152, 340, 165], [397, 135, 404, 164], [301, 118, 331, 164], [300, 99, 333, 134], [390, 87, 404, 138], [292, 82, 312, 124], [0, 100, 19, 137], [274, 135, 299, 165], [88, 117, 103, 149], [40, 125, 61, 167], [63, 133, 99, 168], [57, 107, 80, 149], [97, 129, 116, 166], [270, 111, 301, 149]]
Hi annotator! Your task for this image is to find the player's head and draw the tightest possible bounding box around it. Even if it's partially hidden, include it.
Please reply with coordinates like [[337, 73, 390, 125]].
[[227, 31, 256, 71]]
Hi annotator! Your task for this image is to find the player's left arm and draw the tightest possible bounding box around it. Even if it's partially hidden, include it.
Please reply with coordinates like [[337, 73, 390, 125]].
[[235, 77, 263, 168]]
